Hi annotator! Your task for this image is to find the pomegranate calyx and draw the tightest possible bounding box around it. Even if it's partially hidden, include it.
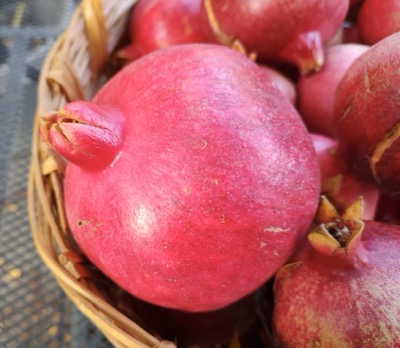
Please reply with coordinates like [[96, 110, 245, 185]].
[[342, 196, 363, 221], [321, 174, 343, 197], [40, 101, 125, 171], [309, 196, 366, 261], [308, 219, 365, 258], [315, 195, 339, 223], [278, 31, 324, 75]]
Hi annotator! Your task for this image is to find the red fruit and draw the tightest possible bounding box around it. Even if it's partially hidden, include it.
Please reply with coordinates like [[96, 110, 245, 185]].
[[310, 133, 379, 220], [333, 32, 400, 195], [119, 0, 207, 61], [40, 102, 125, 171], [358, 0, 400, 45], [273, 197, 400, 347], [40, 44, 320, 312], [297, 44, 369, 137], [200, 0, 350, 74], [260, 65, 297, 104]]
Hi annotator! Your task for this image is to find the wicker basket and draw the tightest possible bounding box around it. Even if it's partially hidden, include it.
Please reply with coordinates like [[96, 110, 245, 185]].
[[28, 0, 177, 346]]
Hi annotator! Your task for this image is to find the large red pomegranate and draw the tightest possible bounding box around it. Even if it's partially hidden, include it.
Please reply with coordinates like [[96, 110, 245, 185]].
[[40, 44, 320, 312], [199, 0, 350, 74], [333, 32, 400, 195], [273, 197, 400, 347]]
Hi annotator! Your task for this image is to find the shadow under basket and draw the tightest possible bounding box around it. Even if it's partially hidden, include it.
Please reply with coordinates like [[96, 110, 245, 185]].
[[28, 0, 177, 346]]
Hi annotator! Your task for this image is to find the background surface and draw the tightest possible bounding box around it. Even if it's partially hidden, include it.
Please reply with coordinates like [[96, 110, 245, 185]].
[[0, 1, 112, 346]]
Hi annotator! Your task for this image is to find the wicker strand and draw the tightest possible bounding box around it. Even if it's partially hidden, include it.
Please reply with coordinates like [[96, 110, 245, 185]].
[[46, 55, 85, 102], [82, 0, 108, 72]]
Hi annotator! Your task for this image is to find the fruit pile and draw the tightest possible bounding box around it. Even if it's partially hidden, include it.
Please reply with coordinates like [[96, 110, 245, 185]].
[[39, 0, 400, 346]]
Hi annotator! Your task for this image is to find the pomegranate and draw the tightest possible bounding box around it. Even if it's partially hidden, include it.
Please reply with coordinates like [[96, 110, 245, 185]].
[[118, 0, 207, 61], [333, 32, 400, 195], [199, 0, 350, 74], [297, 44, 369, 137], [310, 133, 379, 220], [273, 196, 400, 347], [260, 65, 297, 104], [357, 0, 400, 45], [40, 44, 320, 312]]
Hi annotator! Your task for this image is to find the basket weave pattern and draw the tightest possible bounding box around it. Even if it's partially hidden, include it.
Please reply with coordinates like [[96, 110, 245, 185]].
[[28, 0, 176, 347]]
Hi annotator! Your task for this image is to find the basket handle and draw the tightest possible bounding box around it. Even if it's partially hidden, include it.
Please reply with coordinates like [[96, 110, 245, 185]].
[[82, 0, 108, 72]]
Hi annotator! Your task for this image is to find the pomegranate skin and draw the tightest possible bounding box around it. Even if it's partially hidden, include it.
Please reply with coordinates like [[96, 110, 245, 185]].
[[119, 0, 208, 61], [260, 65, 297, 105], [59, 44, 320, 312], [333, 32, 400, 195], [357, 0, 400, 45], [273, 218, 400, 347], [298, 44, 369, 137], [200, 0, 349, 74], [310, 133, 379, 220]]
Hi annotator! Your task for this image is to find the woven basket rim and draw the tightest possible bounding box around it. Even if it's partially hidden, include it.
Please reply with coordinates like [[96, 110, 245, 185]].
[[27, 1, 176, 347]]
